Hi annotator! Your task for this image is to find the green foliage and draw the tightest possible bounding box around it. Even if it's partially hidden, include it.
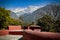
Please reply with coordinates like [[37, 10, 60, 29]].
[[8, 18, 23, 26], [0, 8, 10, 30], [54, 20, 60, 32], [37, 15, 56, 32], [37, 15, 60, 33], [0, 8, 23, 30]]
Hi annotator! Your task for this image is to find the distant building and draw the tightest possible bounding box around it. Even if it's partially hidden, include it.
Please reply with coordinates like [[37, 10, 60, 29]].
[[8, 25, 23, 35], [8, 25, 22, 30], [24, 22, 41, 31]]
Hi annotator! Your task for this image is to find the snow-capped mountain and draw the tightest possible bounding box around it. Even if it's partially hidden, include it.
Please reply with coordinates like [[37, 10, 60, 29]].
[[10, 4, 60, 23], [10, 6, 40, 17], [20, 4, 60, 23]]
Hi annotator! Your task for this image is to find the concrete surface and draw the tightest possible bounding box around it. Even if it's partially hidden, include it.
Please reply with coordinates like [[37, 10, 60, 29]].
[[0, 35, 23, 40]]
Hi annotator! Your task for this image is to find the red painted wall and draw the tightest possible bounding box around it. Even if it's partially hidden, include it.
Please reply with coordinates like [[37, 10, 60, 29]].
[[9, 31, 23, 35], [0, 30, 9, 36], [23, 30, 60, 40], [8, 25, 23, 35], [8, 25, 22, 30], [0, 25, 23, 36]]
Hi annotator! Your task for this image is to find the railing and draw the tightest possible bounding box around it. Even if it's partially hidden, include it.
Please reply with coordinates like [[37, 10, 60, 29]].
[[23, 30, 60, 40]]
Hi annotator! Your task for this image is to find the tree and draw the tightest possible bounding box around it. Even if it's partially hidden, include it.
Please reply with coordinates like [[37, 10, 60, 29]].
[[0, 8, 10, 29], [55, 20, 60, 32], [0, 8, 24, 30], [9, 18, 23, 26], [37, 15, 55, 32]]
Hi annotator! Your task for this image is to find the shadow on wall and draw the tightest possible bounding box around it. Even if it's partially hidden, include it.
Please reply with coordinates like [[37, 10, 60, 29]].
[[18, 37, 23, 40]]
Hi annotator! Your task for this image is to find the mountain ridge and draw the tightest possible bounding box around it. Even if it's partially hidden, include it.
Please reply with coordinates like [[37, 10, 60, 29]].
[[20, 4, 60, 23]]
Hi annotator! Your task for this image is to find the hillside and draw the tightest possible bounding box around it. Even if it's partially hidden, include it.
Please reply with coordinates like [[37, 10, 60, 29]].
[[20, 4, 60, 23]]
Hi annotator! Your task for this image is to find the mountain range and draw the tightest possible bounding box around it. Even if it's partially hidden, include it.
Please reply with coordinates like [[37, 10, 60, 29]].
[[10, 4, 60, 23], [10, 12, 19, 19]]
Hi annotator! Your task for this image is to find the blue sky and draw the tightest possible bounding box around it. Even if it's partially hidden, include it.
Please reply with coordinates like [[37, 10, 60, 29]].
[[0, 0, 60, 9]]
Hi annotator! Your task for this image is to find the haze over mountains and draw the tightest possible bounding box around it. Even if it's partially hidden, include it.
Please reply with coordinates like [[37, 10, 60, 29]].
[[10, 4, 60, 23]]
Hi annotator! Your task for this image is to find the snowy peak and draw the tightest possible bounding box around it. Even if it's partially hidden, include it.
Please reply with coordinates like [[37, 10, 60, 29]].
[[20, 4, 60, 23], [10, 6, 40, 16]]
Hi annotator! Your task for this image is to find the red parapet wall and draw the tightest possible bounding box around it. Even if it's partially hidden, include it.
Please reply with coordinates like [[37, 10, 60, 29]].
[[0, 25, 23, 36], [23, 30, 60, 40], [8, 25, 22, 30], [9, 31, 23, 35], [0, 30, 9, 36]]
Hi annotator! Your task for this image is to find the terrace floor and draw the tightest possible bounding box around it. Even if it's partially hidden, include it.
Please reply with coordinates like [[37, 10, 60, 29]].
[[0, 35, 23, 40]]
